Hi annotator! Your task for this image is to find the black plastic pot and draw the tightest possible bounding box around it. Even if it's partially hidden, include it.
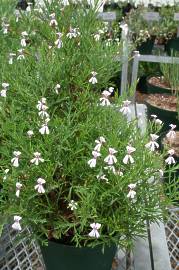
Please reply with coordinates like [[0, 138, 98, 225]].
[[110, 70, 121, 95], [146, 76, 172, 95], [137, 38, 155, 55], [145, 100, 179, 134], [41, 241, 116, 270], [137, 76, 147, 93], [165, 38, 179, 56], [16, 0, 34, 10], [122, 3, 134, 17]]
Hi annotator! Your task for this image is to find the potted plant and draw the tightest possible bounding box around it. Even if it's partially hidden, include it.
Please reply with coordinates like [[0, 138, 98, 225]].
[[146, 60, 179, 95], [0, 1, 177, 270], [158, 5, 179, 55], [124, 6, 157, 55], [145, 61, 179, 134]]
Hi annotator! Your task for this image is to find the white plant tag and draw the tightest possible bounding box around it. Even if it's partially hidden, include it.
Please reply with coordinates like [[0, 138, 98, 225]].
[[174, 13, 179, 21], [98, 12, 116, 22], [143, 12, 160, 21]]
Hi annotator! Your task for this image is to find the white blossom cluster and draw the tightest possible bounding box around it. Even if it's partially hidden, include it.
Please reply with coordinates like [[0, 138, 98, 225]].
[[87, 135, 137, 202], [37, 97, 50, 135]]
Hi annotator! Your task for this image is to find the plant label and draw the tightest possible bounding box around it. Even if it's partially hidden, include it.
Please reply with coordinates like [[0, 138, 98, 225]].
[[143, 12, 160, 21], [97, 12, 116, 22], [174, 13, 179, 21]]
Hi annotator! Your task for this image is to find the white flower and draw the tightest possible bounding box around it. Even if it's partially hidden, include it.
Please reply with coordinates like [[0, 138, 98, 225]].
[[11, 151, 21, 167], [0, 89, 7, 97], [169, 124, 176, 130], [30, 152, 44, 166], [155, 119, 162, 125], [2, 23, 9, 34], [151, 114, 157, 119], [49, 13, 58, 27], [21, 31, 28, 47], [108, 87, 114, 93], [165, 149, 176, 165], [89, 71, 98, 84], [151, 115, 162, 125], [26, 2, 33, 12], [94, 33, 100, 41], [39, 123, 50, 135], [17, 49, 25, 60], [166, 124, 176, 141], [3, 169, 9, 181], [34, 178, 46, 194], [99, 89, 112, 107], [127, 183, 136, 199], [21, 38, 26, 47], [12, 216, 22, 231], [55, 32, 63, 48], [39, 118, 50, 135], [9, 53, 16, 64], [94, 136, 106, 152], [123, 146, 136, 164], [66, 27, 80, 39], [16, 182, 22, 198], [15, 10, 20, 22], [89, 223, 101, 238], [159, 169, 164, 177], [97, 174, 108, 183], [104, 166, 123, 176], [104, 148, 117, 165], [2, 83, 9, 89], [4, 169, 9, 174], [27, 130, 34, 138], [68, 200, 78, 210], [1, 83, 9, 97], [104, 165, 116, 174], [145, 134, 159, 152], [55, 84, 61, 94], [120, 100, 131, 115], [38, 109, 49, 119], [87, 151, 101, 168], [100, 96, 111, 106], [37, 98, 47, 111]]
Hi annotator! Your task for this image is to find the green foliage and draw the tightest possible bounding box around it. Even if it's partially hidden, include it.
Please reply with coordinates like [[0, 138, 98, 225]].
[[160, 55, 179, 116], [124, 4, 179, 46], [0, 0, 177, 250]]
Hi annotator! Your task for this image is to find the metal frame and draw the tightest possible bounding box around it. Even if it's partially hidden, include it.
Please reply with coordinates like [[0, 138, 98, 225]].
[[131, 51, 179, 87]]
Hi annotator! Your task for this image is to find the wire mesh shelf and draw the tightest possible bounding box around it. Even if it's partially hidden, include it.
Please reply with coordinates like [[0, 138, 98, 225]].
[[165, 207, 179, 270], [0, 225, 45, 270]]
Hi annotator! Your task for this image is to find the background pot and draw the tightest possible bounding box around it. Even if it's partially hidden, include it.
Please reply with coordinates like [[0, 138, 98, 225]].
[[145, 100, 179, 134], [41, 240, 116, 270], [137, 75, 148, 93], [146, 76, 172, 95], [137, 38, 155, 55], [165, 37, 179, 56]]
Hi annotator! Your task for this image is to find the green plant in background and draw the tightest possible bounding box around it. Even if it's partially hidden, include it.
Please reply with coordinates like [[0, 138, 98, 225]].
[[160, 62, 178, 93], [158, 4, 179, 42], [0, 0, 178, 252], [160, 56, 179, 118], [124, 5, 159, 47]]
